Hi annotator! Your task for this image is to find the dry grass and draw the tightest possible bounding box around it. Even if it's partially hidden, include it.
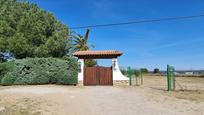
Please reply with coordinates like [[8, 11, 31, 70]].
[[0, 97, 41, 115], [172, 90, 204, 102], [142, 75, 204, 102], [0, 76, 203, 115]]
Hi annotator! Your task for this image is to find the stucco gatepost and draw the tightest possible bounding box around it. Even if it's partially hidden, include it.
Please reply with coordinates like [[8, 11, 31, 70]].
[[75, 50, 129, 86], [78, 59, 84, 85], [77, 58, 129, 86], [112, 58, 129, 85]]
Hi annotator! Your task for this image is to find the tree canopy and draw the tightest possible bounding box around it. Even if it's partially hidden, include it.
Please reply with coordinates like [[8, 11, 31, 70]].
[[72, 29, 94, 51], [154, 68, 160, 73], [0, 0, 70, 59], [140, 68, 149, 73], [72, 29, 97, 67], [0, 53, 6, 62]]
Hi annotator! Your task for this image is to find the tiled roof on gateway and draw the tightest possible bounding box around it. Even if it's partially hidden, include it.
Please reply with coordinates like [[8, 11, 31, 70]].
[[73, 50, 123, 59]]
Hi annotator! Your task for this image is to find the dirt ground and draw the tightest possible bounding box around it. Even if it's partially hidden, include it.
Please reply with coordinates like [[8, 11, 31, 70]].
[[0, 76, 204, 115]]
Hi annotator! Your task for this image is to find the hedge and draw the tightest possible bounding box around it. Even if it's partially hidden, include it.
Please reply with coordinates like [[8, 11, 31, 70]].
[[0, 61, 14, 82], [0, 58, 78, 86]]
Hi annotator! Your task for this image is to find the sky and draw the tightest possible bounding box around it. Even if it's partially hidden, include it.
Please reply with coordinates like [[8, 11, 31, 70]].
[[28, 0, 204, 70]]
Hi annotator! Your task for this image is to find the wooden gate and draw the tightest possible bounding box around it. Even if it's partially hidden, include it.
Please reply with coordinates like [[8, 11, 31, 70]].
[[84, 66, 113, 86]]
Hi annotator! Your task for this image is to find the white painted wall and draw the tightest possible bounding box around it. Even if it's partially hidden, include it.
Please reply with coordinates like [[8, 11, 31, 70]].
[[112, 58, 129, 80], [77, 58, 128, 82], [78, 59, 84, 81]]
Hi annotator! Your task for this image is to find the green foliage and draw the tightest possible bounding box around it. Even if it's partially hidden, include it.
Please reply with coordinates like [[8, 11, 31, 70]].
[[132, 69, 140, 77], [154, 68, 160, 73], [140, 68, 149, 73], [0, 61, 14, 82], [121, 68, 142, 77], [84, 59, 97, 67], [1, 73, 15, 86], [72, 29, 94, 51], [0, 53, 6, 62], [72, 29, 97, 67], [0, 58, 78, 85], [121, 69, 127, 75], [0, 0, 70, 58]]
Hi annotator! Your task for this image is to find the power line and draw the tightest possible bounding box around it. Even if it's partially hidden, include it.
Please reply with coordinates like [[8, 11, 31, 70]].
[[70, 14, 204, 29]]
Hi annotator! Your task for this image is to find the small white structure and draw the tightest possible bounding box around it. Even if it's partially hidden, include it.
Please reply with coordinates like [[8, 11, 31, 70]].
[[185, 72, 193, 75], [112, 58, 128, 81], [77, 59, 84, 81], [73, 50, 128, 86]]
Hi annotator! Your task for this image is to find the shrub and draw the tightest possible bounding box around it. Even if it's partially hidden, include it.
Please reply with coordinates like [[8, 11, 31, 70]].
[[0, 61, 14, 82], [1, 73, 16, 86], [121, 69, 128, 75], [0, 58, 78, 85], [154, 68, 160, 73], [0, 53, 7, 63], [132, 69, 141, 77], [140, 68, 149, 73], [84, 59, 97, 67]]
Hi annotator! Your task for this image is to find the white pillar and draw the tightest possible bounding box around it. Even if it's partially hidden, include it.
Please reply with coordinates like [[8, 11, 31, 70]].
[[78, 59, 84, 81], [112, 58, 128, 80]]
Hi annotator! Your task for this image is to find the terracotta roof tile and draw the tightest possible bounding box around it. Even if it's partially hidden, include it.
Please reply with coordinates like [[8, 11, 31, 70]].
[[73, 50, 123, 58]]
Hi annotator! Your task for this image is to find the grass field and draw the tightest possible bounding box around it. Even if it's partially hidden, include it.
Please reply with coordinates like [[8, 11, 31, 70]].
[[0, 75, 203, 115], [140, 75, 204, 102]]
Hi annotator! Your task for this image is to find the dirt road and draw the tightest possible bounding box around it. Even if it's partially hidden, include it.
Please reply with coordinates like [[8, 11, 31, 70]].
[[0, 84, 204, 115]]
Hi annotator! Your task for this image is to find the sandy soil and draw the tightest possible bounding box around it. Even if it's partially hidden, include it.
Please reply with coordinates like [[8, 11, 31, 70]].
[[0, 76, 203, 115]]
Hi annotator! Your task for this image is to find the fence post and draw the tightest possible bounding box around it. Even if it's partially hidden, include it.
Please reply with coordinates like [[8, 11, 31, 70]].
[[172, 67, 176, 90], [167, 65, 171, 93], [128, 66, 132, 86], [140, 69, 143, 85], [167, 65, 176, 94]]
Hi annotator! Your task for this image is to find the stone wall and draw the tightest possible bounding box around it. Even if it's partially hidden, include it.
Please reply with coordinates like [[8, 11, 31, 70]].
[[77, 80, 129, 86], [77, 81, 83, 86], [113, 80, 129, 86]]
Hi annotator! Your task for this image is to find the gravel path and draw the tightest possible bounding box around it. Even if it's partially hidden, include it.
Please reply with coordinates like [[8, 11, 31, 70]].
[[0, 85, 203, 115]]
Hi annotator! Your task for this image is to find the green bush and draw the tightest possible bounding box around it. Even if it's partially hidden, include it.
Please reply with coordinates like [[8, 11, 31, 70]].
[[140, 68, 149, 74], [0, 61, 14, 82], [132, 69, 141, 77], [121, 69, 127, 75], [154, 68, 160, 73], [84, 59, 97, 67], [0, 53, 7, 63], [1, 73, 16, 86], [0, 58, 78, 85]]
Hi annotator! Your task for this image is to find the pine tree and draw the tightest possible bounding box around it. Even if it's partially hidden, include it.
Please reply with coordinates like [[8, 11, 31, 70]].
[[0, 0, 71, 58]]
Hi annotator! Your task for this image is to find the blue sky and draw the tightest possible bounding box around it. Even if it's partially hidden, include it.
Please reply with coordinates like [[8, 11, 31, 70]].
[[29, 0, 204, 70]]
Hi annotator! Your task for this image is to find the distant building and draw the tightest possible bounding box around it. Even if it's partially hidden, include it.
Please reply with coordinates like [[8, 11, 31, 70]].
[[157, 70, 204, 76], [185, 72, 193, 75]]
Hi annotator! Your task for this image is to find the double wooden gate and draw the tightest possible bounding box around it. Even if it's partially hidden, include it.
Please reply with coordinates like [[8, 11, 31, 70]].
[[84, 66, 113, 86]]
